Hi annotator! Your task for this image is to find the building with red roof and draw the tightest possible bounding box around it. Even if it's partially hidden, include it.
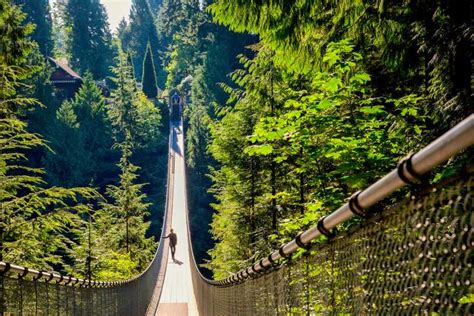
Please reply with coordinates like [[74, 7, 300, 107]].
[[48, 57, 82, 99]]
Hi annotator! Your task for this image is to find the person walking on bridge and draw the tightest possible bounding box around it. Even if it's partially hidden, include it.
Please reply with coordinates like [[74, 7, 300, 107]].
[[163, 228, 177, 261]]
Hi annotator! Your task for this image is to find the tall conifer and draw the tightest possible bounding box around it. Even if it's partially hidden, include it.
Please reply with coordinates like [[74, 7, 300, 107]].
[[0, 1, 98, 268], [108, 51, 162, 149], [100, 143, 155, 266], [44, 73, 117, 188], [142, 43, 159, 99], [122, 0, 160, 82], [149, 0, 163, 13], [65, 0, 115, 79], [12, 0, 53, 56]]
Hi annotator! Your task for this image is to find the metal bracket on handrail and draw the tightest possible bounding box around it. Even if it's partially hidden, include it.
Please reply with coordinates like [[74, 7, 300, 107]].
[[349, 191, 368, 217], [397, 153, 428, 185], [18, 268, 28, 279], [267, 254, 278, 268], [317, 216, 335, 238], [45, 273, 54, 283], [56, 274, 64, 284], [246, 267, 253, 277], [278, 246, 289, 259], [33, 271, 43, 281], [0, 262, 11, 276], [295, 232, 311, 250], [251, 265, 259, 274], [64, 276, 72, 286]]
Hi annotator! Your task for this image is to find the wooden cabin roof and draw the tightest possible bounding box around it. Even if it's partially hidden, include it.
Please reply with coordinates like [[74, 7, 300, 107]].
[[48, 57, 82, 83]]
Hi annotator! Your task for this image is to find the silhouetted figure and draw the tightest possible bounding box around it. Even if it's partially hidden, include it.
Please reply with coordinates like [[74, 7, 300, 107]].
[[171, 92, 180, 106], [171, 92, 181, 121], [163, 228, 177, 261]]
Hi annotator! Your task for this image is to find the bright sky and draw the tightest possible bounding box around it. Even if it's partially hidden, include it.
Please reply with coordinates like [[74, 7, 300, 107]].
[[50, 0, 132, 31], [101, 0, 132, 31]]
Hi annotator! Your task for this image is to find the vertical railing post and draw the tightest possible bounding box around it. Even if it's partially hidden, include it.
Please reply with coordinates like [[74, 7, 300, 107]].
[[330, 249, 335, 315], [305, 254, 310, 316]]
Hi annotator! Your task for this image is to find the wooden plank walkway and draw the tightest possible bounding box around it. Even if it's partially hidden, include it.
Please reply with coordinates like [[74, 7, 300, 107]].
[[156, 121, 199, 316]]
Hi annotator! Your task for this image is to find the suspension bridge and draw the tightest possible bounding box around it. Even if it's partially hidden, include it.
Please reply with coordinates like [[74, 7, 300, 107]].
[[0, 115, 473, 315]]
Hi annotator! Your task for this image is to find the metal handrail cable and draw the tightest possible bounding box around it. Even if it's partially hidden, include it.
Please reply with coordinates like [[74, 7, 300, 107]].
[[223, 114, 474, 283]]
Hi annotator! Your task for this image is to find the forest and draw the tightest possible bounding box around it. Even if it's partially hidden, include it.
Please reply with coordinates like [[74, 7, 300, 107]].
[[0, 0, 472, 284]]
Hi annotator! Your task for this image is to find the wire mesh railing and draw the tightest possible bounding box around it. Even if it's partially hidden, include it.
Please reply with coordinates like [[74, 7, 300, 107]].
[[0, 201, 169, 315], [190, 175, 473, 315], [0, 125, 174, 315], [188, 115, 474, 315]]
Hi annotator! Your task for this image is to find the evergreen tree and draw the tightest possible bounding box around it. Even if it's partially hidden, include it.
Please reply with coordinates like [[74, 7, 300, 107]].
[[149, 0, 163, 13], [108, 51, 162, 149], [12, 0, 54, 56], [156, 0, 186, 49], [155, 0, 196, 87], [68, 144, 155, 280], [108, 51, 168, 243], [25, 54, 60, 171], [162, 1, 203, 88], [44, 73, 118, 188], [0, 1, 98, 269], [101, 143, 155, 267], [142, 43, 159, 99], [121, 0, 161, 84], [65, 0, 115, 79], [126, 51, 138, 88], [116, 17, 128, 36], [108, 52, 139, 141], [209, 0, 472, 126]]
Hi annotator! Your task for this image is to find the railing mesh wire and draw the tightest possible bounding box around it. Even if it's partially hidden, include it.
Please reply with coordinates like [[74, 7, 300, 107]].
[[191, 175, 473, 315], [0, 247, 165, 315]]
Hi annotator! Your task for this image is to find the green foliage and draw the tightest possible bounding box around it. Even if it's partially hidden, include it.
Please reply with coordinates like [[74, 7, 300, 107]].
[[148, 0, 163, 13], [64, 0, 115, 79], [0, 1, 99, 270], [93, 252, 138, 281], [44, 73, 117, 188], [206, 38, 442, 278], [157, 0, 208, 90], [99, 144, 155, 268], [0, 0, 165, 282], [54, 59, 163, 280], [208, 0, 472, 125], [12, 0, 54, 56], [206, 46, 286, 277], [121, 0, 161, 85], [186, 67, 211, 168], [203, 0, 472, 280], [142, 43, 159, 99], [67, 143, 155, 280], [6, 0, 470, 286], [108, 51, 162, 149]]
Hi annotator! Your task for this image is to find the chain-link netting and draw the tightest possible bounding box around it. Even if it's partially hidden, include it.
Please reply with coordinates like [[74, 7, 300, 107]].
[[191, 175, 473, 315], [0, 242, 167, 315]]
